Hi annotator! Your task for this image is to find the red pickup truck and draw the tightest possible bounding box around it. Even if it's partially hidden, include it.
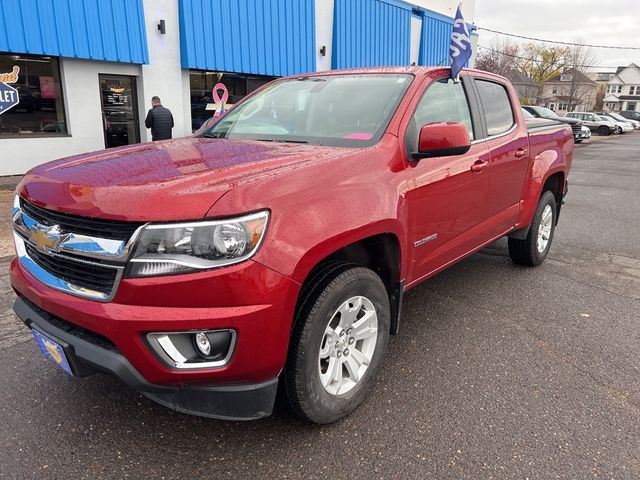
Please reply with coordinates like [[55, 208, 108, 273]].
[[11, 67, 573, 423]]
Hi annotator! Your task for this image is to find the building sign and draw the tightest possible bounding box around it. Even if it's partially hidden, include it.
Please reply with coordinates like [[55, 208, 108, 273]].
[[0, 66, 20, 115], [106, 87, 128, 106]]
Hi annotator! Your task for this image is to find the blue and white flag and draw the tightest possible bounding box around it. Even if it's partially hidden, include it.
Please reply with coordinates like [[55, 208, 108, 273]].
[[449, 4, 472, 80]]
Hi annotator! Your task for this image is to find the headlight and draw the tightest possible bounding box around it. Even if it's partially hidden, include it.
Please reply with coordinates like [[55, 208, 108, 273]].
[[126, 211, 269, 277]]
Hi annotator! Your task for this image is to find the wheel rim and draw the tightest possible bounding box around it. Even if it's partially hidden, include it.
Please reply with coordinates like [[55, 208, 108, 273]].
[[318, 296, 378, 396], [537, 204, 553, 253]]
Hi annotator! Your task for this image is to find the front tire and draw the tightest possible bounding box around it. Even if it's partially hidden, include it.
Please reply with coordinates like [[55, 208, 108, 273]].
[[598, 125, 609, 136], [285, 266, 390, 424], [508, 191, 557, 266]]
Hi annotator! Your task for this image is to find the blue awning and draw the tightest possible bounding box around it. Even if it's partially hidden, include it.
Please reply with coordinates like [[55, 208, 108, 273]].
[[179, 0, 316, 76], [0, 0, 149, 64], [332, 0, 411, 69]]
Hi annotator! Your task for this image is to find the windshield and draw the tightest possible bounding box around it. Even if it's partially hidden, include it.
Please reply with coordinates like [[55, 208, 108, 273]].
[[608, 112, 626, 122], [202, 74, 412, 147], [536, 107, 560, 119], [521, 108, 534, 118]]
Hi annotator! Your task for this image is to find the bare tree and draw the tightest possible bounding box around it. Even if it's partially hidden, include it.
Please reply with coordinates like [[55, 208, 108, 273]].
[[560, 41, 598, 111], [475, 38, 519, 77], [594, 88, 605, 111]]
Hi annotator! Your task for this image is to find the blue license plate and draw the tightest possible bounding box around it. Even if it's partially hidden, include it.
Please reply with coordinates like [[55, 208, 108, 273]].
[[32, 329, 73, 376]]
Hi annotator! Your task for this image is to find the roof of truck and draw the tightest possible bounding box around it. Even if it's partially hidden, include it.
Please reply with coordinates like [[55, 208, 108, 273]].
[[285, 66, 504, 79]]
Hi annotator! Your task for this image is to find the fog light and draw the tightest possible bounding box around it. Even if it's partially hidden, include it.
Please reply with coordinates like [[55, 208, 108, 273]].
[[147, 329, 236, 370], [194, 332, 211, 356]]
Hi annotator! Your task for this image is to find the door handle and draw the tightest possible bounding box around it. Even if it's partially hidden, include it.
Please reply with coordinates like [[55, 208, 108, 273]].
[[470, 160, 488, 173], [515, 148, 528, 158]]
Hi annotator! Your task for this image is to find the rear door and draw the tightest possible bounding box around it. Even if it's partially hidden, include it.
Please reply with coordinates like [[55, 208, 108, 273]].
[[472, 76, 530, 235], [581, 113, 598, 130]]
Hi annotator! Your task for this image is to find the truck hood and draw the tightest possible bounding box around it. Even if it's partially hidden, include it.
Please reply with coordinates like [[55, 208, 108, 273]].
[[18, 137, 352, 221]]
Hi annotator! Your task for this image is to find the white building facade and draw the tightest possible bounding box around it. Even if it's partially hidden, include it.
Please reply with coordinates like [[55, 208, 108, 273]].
[[604, 64, 640, 113]]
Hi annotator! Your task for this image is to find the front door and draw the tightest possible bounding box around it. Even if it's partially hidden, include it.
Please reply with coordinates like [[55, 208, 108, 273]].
[[403, 76, 491, 284], [99, 75, 140, 148]]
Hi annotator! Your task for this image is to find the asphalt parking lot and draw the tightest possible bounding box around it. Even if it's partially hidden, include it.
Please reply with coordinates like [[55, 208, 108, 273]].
[[1, 133, 639, 479]]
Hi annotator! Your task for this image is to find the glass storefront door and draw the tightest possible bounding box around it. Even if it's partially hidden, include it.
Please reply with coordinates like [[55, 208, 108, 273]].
[[99, 75, 140, 148]]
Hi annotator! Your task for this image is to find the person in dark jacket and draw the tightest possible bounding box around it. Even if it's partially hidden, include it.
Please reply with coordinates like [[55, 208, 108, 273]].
[[144, 96, 174, 141]]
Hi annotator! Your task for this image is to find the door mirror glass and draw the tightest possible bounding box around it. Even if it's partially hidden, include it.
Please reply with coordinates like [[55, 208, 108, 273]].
[[412, 122, 471, 160]]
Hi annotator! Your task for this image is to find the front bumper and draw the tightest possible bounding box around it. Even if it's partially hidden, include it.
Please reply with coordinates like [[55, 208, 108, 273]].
[[10, 256, 301, 419], [14, 296, 278, 420]]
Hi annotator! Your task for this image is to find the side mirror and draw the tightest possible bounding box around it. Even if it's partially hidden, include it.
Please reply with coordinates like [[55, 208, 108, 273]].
[[412, 122, 471, 160]]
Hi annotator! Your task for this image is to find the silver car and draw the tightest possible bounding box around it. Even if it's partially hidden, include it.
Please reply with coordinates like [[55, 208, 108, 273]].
[[565, 112, 617, 135]]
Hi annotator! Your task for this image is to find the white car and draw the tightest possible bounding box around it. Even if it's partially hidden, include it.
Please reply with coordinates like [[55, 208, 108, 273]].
[[601, 116, 634, 134], [602, 111, 640, 130], [580, 125, 591, 141]]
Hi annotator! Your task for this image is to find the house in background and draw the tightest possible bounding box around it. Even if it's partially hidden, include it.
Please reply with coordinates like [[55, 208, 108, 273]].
[[504, 69, 538, 104], [540, 69, 597, 115], [603, 63, 640, 112], [589, 71, 615, 111]]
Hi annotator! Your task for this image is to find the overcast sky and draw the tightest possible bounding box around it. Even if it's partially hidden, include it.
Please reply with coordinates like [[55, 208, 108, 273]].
[[474, 0, 639, 71]]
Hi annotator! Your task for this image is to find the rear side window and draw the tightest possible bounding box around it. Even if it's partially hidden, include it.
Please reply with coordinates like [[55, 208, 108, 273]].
[[476, 80, 515, 136], [412, 78, 475, 140]]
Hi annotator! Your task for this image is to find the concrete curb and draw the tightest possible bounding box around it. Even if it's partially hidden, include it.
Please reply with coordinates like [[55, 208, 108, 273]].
[[0, 176, 21, 192]]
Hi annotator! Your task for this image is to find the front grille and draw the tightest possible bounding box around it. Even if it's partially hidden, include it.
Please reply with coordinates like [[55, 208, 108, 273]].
[[20, 198, 143, 241], [571, 123, 582, 134], [25, 243, 118, 295]]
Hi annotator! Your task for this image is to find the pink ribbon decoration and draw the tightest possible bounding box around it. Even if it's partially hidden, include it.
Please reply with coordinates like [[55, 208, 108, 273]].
[[212, 83, 229, 118]]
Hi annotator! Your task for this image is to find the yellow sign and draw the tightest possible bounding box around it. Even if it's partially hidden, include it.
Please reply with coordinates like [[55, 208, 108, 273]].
[[45, 341, 63, 364], [0, 66, 20, 84]]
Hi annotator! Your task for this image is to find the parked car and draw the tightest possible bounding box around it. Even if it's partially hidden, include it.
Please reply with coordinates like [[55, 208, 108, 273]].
[[522, 105, 586, 142], [580, 125, 592, 141], [11, 67, 574, 423], [596, 115, 632, 134], [597, 111, 640, 130], [565, 112, 617, 135], [619, 110, 640, 122]]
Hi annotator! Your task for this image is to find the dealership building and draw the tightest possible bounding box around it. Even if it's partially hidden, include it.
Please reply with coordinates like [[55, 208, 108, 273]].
[[0, 0, 477, 176]]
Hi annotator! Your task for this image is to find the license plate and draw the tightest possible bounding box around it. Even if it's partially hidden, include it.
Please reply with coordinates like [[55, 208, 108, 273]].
[[32, 329, 74, 376]]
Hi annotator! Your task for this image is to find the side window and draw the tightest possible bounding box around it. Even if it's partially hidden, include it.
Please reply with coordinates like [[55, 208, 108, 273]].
[[412, 78, 475, 140], [476, 80, 515, 136]]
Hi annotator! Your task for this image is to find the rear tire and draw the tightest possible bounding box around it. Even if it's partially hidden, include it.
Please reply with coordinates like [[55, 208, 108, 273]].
[[285, 266, 390, 424], [508, 191, 557, 266]]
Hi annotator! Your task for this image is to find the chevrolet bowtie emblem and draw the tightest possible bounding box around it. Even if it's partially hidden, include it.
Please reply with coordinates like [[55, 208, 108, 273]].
[[28, 224, 66, 253]]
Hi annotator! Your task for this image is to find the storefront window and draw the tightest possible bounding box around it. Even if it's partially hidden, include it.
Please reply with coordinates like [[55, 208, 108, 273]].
[[0, 53, 66, 137], [189, 71, 273, 130]]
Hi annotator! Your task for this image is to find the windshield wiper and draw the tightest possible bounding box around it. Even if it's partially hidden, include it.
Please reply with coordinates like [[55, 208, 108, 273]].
[[254, 138, 309, 144], [202, 132, 227, 138]]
